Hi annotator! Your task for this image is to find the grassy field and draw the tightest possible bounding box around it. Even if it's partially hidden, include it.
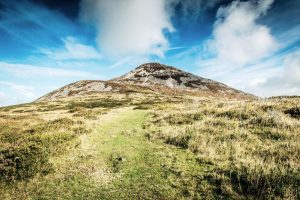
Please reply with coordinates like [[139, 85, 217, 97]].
[[0, 93, 299, 199]]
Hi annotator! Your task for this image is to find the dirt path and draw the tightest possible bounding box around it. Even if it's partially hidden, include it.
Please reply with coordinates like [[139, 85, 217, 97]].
[[6, 107, 206, 199], [7, 107, 150, 199]]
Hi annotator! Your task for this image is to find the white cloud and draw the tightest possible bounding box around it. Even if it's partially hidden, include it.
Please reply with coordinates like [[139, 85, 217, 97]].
[[0, 91, 9, 106], [0, 91, 8, 106], [190, 0, 299, 97], [255, 49, 300, 97], [0, 62, 96, 78], [0, 81, 38, 106], [208, 0, 277, 67], [0, 92, 6, 99], [0, 61, 101, 106], [41, 37, 102, 60], [0, 81, 36, 99], [81, 0, 174, 58], [198, 48, 300, 97], [283, 49, 300, 85]]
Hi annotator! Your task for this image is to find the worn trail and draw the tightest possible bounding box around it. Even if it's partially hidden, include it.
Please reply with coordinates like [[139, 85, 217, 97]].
[[5, 107, 206, 199]]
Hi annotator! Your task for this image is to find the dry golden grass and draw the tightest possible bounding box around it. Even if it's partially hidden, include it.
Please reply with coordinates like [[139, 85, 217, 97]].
[[147, 97, 300, 199], [0, 93, 299, 199]]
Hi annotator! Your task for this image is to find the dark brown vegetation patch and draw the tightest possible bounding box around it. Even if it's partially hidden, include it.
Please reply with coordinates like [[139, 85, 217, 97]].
[[284, 107, 300, 119], [67, 99, 128, 109]]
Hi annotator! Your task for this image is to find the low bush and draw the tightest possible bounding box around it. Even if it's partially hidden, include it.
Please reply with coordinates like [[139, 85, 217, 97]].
[[163, 113, 202, 125], [284, 107, 300, 119], [0, 142, 51, 181], [164, 133, 192, 149], [67, 99, 126, 109]]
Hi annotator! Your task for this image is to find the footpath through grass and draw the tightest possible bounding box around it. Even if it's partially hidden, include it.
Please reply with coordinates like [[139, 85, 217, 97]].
[[2, 107, 210, 199]]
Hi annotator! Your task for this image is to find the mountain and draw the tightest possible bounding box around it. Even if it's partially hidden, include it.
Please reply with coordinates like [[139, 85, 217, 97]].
[[37, 63, 254, 101], [113, 63, 252, 98]]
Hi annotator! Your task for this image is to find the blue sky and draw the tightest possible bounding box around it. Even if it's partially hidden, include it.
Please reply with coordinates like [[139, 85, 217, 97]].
[[0, 0, 299, 106]]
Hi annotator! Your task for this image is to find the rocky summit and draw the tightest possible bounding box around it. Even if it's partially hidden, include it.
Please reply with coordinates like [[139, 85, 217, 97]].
[[37, 63, 254, 101]]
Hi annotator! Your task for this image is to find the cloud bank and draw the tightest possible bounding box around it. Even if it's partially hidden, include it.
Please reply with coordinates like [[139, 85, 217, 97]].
[[283, 49, 300, 86], [81, 0, 174, 58], [209, 0, 277, 67]]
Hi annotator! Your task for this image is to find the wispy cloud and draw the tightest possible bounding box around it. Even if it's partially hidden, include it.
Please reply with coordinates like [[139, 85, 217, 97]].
[[0, 81, 38, 106], [0, 0, 95, 63], [109, 56, 150, 69], [0, 81, 36, 98], [167, 0, 222, 22], [0, 91, 8, 106], [0, 62, 96, 78], [0, 61, 101, 106], [40, 37, 102, 60]]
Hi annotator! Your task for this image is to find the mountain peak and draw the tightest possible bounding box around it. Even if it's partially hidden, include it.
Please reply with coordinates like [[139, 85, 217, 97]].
[[114, 62, 212, 88], [135, 62, 182, 73], [112, 63, 253, 99], [114, 62, 191, 83]]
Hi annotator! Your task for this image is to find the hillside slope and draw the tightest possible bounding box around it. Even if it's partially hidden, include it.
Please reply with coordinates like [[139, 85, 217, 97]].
[[36, 80, 153, 101], [37, 63, 254, 101]]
